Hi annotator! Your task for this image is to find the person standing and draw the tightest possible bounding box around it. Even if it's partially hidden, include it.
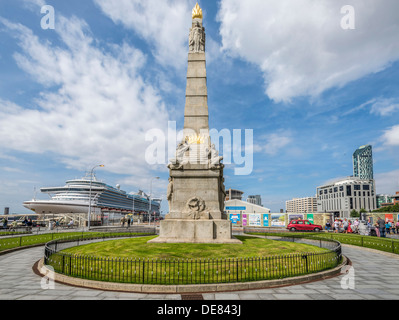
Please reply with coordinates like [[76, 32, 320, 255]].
[[325, 220, 331, 232], [2, 217, 8, 230], [347, 220, 353, 233], [377, 217, 386, 238], [396, 220, 399, 234], [334, 219, 339, 233], [385, 221, 391, 235], [353, 219, 360, 233], [343, 219, 349, 234]]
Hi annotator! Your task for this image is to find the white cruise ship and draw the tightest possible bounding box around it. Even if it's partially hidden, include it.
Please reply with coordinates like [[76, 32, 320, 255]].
[[23, 173, 161, 220]]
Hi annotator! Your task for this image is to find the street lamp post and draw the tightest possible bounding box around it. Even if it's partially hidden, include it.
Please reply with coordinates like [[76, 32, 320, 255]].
[[148, 177, 159, 226], [87, 164, 104, 230]]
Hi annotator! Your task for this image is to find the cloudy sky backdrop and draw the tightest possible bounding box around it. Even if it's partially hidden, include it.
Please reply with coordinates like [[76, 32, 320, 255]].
[[1, 0, 398, 214]]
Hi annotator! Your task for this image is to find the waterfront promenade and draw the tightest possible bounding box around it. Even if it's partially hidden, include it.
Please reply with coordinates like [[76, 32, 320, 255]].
[[0, 241, 398, 300]]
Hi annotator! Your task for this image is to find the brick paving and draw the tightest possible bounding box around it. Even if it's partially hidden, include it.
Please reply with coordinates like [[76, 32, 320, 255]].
[[0, 244, 398, 300]]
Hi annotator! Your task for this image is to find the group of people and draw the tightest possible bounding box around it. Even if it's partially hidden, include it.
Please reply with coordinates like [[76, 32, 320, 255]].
[[372, 217, 399, 238], [326, 218, 360, 234], [326, 216, 399, 238], [1, 217, 33, 231], [120, 216, 133, 227]]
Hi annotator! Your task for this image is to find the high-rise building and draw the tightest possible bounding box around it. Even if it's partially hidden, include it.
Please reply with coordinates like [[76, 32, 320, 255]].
[[353, 145, 374, 180], [247, 195, 262, 206], [286, 197, 318, 213]]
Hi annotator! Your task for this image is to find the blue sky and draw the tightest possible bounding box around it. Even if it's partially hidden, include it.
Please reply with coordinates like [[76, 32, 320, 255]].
[[0, 0, 399, 214]]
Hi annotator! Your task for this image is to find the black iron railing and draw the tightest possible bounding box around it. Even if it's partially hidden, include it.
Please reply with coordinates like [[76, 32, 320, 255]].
[[44, 234, 342, 285]]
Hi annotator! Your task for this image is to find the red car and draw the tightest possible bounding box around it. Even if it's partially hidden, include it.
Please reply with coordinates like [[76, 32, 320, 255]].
[[287, 220, 323, 232]]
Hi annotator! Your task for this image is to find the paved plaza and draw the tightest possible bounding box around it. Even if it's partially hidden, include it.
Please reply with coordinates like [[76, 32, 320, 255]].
[[0, 243, 398, 300]]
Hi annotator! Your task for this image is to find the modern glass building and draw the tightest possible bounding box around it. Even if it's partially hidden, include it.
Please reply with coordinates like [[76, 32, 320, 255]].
[[353, 145, 374, 180]]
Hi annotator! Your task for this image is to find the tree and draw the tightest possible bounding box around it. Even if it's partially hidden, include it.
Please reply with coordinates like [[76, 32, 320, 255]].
[[350, 209, 360, 218]]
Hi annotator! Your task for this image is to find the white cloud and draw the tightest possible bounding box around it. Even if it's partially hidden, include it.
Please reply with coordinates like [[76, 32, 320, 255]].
[[381, 125, 399, 147], [217, 0, 399, 102], [93, 0, 192, 69], [255, 132, 292, 156], [370, 98, 399, 116], [375, 169, 399, 194], [0, 15, 169, 178]]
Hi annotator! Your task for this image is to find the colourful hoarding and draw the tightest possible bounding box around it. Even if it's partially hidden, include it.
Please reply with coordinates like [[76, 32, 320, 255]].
[[242, 214, 247, 226], [385, 214, 394, 223], [229, 213, 240, 225], [288, 214, 303, 222], [263, 214, 269, 227], [248, 214, 261, 227], [271, 214, 285, 227]]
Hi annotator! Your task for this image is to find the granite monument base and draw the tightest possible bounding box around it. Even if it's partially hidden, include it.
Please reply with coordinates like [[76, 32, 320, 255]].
[[147, 219, 242, 244]]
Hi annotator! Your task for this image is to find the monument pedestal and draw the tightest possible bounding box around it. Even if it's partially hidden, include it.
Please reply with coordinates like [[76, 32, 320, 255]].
[[148, 219, 241, 244]]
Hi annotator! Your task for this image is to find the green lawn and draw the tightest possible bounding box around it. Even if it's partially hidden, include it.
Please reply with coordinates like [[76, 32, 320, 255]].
[[248, 232, 399, 255], [0, 231, 154, 252], [60, 235, 329, 259], [47, 235, 338, 285]]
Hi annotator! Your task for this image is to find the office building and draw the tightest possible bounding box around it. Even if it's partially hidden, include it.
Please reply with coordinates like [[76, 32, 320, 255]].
[[225, 189, 244, 201], [316, 176, 376, 218], [376, 194, 393, 208], [286, 197, 317, 214], [247, 195, 262, 206], [353, 145, 374, 180]]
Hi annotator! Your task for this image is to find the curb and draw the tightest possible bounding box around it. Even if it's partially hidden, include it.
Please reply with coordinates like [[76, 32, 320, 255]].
[[35, 256, 348, 294]]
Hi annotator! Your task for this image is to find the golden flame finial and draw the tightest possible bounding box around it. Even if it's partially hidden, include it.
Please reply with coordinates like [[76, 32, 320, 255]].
[[192, 3, 203, 19]]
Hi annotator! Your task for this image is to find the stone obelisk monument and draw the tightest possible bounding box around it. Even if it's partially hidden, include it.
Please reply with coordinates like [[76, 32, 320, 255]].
[[149, 3, 240, 244]]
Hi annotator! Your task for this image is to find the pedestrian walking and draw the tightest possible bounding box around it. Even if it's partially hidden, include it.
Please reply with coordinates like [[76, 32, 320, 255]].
[[396, 221, 399, 234], [127, 217, 131, 228]]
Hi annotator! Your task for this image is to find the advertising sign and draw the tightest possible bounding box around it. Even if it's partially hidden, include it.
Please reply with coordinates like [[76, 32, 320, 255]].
[[263, 214, 269, 227], [226, 206, 246, 211], [307, 214, 314, 224], [229, 213, 240, 225], [248, 214, 261, 227], [242, 214, 247, 226], [385, 214, 394, 223], [288, 214, 303, 222], [271, 214, 285, 227]]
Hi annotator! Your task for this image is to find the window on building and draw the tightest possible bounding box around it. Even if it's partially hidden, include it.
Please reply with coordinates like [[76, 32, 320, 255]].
[[346, 185, 352, 196], [354, 185, 361, 190]]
